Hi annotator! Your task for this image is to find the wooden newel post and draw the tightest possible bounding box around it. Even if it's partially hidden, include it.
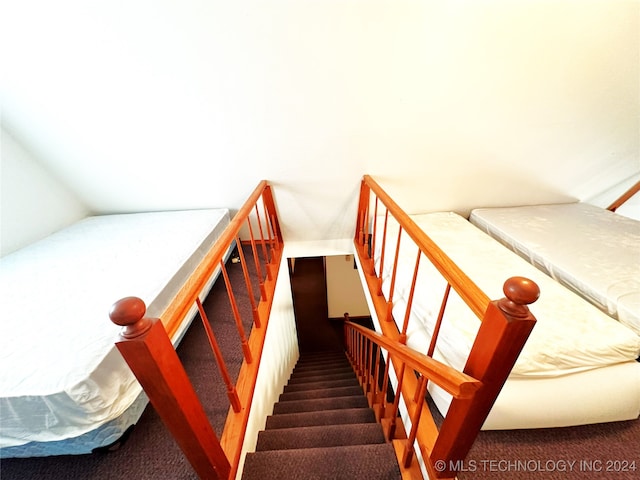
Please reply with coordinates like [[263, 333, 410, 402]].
[[109, 297, 231, 480], [430, 277, 539, 479]]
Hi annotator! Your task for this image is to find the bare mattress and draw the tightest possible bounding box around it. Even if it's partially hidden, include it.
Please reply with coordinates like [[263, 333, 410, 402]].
[[469, 202, 640, 335], [0, 209, 230, 456], [373, 211, 640, 429]]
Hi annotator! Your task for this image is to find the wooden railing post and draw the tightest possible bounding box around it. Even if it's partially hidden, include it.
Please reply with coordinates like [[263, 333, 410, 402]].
[[109, 297, 231, 480], [430, 277, 538, 478]]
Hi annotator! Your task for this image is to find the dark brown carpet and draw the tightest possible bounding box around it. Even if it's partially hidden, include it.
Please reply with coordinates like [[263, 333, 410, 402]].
[[242, 353, 401, 480]]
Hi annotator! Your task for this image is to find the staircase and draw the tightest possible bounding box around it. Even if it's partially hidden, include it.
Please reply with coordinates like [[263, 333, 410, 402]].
[[242, 351, 402, 480]]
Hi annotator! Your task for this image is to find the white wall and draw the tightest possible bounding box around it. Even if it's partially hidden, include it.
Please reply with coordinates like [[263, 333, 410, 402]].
[[326, 254, 370, 318], [0, 128, 89, 256], [1, 1, 638, 244]]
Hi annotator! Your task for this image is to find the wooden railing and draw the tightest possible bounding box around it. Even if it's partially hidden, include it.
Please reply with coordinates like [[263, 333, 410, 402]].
[[109, 180, 283, 480], [353, 175, 539, 479], [607, 180, 640, 212]]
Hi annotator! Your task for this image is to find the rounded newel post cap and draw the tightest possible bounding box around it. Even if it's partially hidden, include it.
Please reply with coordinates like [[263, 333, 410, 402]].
[[109, 296, 153, 339], [498, 277, 540, 318]]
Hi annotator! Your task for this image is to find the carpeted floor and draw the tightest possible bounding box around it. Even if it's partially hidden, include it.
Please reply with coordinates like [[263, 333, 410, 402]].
[[459, 417, 639, 480]]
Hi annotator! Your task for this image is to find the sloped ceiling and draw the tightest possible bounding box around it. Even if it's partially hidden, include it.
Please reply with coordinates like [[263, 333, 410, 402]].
[[1, 1, 638, 243]]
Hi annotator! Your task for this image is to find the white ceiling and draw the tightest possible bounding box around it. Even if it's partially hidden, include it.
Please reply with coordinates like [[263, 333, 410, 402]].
[[2, 1, 638, 243]]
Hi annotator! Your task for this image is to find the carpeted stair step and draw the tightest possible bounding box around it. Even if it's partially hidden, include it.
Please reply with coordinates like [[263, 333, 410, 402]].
[[294, 355, 351, 367], [265, 407, 377, 430], [242, 351, 402, 479], [255, 423, 386, 451], [293, 360, 352, 373], [295, 353, 350, 362], [287, 370, 358, 384], [242, 443, 401, 480], [272, 394, 369, 415], [279, 384, 364, 402], [296, 351, 346, 360], [283, 376, 360, 393], [291, 364, 354, 377]]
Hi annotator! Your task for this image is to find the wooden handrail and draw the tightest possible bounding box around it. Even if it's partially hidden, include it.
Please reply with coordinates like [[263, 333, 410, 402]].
[[345, 277, 538, 479], [161, 180, 274, 340], [110, 180, 283, 480], [607, 180, 640, 212], [358, 175, 490, 319], [345, 321, 481, 399]]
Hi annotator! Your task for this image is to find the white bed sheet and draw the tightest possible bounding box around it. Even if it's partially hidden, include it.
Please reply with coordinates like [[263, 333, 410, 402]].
[[469, 202, 640, 335], [0, 209, 230, 448], [372, 211, 640, 428]]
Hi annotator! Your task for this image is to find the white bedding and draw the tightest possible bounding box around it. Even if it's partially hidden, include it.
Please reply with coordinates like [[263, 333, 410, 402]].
[[0, 209, 230, 448], [373, 211, 640, 428], [469, 202, 640, 335]]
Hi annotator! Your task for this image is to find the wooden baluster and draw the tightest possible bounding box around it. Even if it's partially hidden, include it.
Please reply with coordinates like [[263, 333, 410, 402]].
[[399, 249, 421, 344], [377, 210, 390, 296], [361, 336, 368, 390], [412, 283, 453, 404], [386, 358, 406, 441], [365, 338, 372, 394], [270, 213, 280, 254], [607, 180, 640, 212], [246, 218, 267, 301], [196, 298, 242, 413], [371, 344, 382, 408], [363, 192, 371, 257], [261, 200, 274, 261], [403, 373, 429, 467], [370, 197, 379, 269], [220, 260, 252, 364], [356, 178, 370, 247], [429, 283, 451, 358], [254, 204, 271, 280], [349, 326, 356, 366], [344, 321, 350, 362], [386, 225, 403, 322], [235, 235, 260, 328], [261, 184, 282, 252], [358, 334, 365, 380], [378, 350, 392, 420], [109, 297, 231, 480]]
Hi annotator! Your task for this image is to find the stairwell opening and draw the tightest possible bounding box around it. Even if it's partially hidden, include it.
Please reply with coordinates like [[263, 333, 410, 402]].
[[287, 255, 373, 354]]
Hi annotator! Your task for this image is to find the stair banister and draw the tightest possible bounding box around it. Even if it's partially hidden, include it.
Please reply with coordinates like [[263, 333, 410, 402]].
[[110, 181, 284, 480], [344, 275, 537, 478], [345, 322, 481, 400], [356, 175, 490, 319], [352, 175, 539, 479]]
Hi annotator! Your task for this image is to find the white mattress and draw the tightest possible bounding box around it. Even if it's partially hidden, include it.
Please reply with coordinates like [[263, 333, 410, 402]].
[[469, 202, 640, 335], [373, 211, 640, 428], [0, 209, 230, 449]]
